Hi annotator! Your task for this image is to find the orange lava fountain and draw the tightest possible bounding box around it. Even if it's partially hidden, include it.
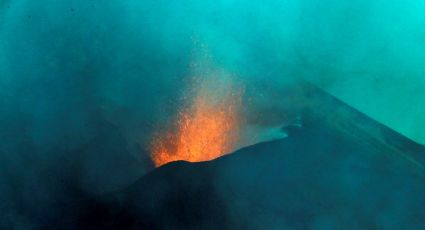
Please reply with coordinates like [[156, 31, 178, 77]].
[[151, 75, 242, 167]]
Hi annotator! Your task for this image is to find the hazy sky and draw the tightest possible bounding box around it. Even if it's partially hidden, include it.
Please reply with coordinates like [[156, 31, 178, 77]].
[[3, 0, 424, 144]]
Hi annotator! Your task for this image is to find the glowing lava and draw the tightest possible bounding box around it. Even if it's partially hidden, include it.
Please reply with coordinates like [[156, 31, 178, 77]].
[[151, 75, 242, 167]]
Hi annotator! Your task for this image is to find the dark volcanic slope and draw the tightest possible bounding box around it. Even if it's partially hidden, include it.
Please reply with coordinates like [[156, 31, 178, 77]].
[[50, 85, 425, 229], [81, 121, 425, 229]]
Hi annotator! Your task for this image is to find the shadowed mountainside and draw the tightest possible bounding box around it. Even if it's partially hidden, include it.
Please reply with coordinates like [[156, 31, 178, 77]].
[[42, 84, 425, 229]]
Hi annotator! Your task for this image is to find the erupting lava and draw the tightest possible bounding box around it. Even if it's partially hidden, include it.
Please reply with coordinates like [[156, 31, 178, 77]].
[[151, 74, 243, 167]]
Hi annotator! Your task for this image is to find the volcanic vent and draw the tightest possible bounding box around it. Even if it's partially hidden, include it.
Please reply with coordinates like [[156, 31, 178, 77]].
[[150, 71, 244, 167]]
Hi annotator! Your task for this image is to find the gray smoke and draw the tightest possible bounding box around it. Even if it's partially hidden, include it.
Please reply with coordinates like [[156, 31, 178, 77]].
[[1, 0, 425, 228]]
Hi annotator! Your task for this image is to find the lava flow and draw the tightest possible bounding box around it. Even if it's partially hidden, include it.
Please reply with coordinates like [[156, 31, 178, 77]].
[[151, 75, 243, 167]]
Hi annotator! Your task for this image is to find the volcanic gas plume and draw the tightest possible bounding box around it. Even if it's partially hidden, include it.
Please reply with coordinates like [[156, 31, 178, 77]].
[[151, 72, 243, 167]]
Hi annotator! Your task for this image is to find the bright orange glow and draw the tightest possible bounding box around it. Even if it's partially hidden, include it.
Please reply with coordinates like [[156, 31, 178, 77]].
[[151, 76, 242, 167]]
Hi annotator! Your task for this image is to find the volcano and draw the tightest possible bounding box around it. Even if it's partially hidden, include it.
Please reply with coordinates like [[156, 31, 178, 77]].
[[45, 83, 425, 229]]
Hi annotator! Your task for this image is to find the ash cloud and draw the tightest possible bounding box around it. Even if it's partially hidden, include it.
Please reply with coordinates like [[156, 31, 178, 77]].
[[1, 0, 425, 228]]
